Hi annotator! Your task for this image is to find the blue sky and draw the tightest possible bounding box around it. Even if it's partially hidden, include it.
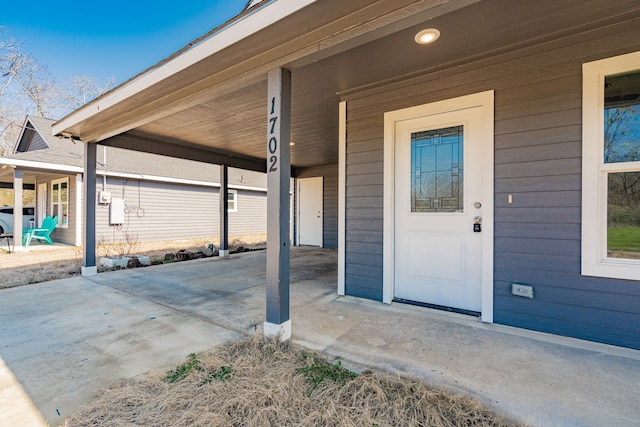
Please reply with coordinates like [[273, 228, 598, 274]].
[[2, 1, 245, 85]]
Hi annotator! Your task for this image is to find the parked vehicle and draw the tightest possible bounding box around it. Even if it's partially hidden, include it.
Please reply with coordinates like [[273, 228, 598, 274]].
[[0, 206, 35, 234]]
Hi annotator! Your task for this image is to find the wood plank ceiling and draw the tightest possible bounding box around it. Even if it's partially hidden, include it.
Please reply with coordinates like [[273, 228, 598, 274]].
[[63, 0, 640, 171]]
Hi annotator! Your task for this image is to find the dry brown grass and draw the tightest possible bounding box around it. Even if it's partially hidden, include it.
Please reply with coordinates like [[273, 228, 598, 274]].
[[63, 336, 522, 427], [0, 246, 84, 288], [0, 235, 266, 289]]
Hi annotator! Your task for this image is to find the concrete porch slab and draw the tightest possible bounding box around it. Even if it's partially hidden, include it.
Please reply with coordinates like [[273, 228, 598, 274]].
[[0, 247, 638, 426]]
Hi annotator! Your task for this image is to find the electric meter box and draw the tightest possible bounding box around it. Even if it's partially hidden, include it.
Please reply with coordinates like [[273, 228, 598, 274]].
[[110, 198, 125, 224], [98, 191, 111, 204]]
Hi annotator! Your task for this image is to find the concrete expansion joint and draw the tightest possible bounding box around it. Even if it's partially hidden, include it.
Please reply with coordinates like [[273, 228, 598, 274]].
[[82, 276, 249, 337]]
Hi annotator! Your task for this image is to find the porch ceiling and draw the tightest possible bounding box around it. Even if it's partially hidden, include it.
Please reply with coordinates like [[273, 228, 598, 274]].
[[55, 0, 640, 172], [0, 171, 40, 186]]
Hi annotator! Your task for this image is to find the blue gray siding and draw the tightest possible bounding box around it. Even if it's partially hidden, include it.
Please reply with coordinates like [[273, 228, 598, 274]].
[[297, 165, 339, 249], [343, 20, 640, 348], [344, 136, 383, 300]]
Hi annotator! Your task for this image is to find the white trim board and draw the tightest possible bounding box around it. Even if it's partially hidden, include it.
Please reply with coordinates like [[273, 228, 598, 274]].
[[75, 174, 83, 246], [382, 90, 494, 323], [338, 101, 347, 295], [0, 158, 83, 173], [582, 51, 640, 280], [96, 170, 267, 192], [0, 158, 267, 193]]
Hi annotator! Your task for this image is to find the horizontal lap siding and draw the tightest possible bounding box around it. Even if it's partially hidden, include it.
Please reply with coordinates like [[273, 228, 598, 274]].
[[96, 179, 218, 243], [345, 127, 384, 299], [96, 179, 267, 244], [491, 26, 640, 349], [323, 173, 339, 248], [345, 21, 640, 348], [230, 190, 267, 237]]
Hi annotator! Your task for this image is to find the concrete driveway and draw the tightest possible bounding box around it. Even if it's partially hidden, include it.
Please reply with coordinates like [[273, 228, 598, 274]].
[[1, 247, 639, 426]]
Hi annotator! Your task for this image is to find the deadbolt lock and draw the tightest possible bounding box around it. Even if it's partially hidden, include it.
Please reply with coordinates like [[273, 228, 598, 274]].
[[473, 216, 482, 233]]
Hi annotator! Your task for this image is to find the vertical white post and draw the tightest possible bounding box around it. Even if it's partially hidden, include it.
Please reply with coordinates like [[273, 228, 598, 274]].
[[219, 164, 229, 257], [75, 173, 83, 247], [264, 68, 292, 341], [338, 101, 346, 295], [12, 169, 24, 252], [82, 142, 97, 276]]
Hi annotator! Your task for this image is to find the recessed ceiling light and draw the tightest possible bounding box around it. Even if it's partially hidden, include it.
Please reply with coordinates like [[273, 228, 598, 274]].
[[415, 28, 440, 45]]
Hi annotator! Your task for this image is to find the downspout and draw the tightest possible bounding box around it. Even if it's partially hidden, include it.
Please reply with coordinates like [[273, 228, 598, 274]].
[[101, 146, 107, 190]]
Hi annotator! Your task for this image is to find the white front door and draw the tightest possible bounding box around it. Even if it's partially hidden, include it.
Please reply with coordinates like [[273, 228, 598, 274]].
[[37, 183, 47, 227], [394, 106, 484, 312], [297, 177, 323, 246]]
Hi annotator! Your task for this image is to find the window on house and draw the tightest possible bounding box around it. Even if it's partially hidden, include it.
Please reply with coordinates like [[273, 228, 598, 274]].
[[583, 52, 640, 280], [51, 178, 69, 228], [228, 189, 238, 212]]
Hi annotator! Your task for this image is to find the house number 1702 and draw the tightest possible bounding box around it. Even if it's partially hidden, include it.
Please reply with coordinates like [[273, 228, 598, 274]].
[[268, 97, 278, 172]]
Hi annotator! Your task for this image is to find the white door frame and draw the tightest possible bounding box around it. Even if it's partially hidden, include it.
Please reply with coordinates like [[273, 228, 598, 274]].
[[37, 182, 47, 227], [296, 176, 323, 247], [383, 90, 494, 323]]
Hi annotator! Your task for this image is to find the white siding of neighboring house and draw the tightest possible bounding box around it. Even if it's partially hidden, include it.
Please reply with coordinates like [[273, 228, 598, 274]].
[[31, 175, 267, 247], [95, 178, 266, 244]]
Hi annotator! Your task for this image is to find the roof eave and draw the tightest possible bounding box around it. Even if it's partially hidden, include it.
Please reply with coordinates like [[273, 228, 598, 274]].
[[0, 157, 84, 174], [52, 0, 318, 139]]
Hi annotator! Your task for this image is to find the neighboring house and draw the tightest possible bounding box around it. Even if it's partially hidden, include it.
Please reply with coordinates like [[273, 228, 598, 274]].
[[0, 116, 267, 246], [47, 0, 640, 349]]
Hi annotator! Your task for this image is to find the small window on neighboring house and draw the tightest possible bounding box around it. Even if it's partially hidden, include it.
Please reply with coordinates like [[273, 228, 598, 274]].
[[51, 178, 69, 228], [228, 189, 238, 213], [583, 51, 640, 280]]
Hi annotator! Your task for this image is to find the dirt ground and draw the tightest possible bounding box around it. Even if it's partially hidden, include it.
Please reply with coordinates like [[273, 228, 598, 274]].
[[0, 234, 266, 289]]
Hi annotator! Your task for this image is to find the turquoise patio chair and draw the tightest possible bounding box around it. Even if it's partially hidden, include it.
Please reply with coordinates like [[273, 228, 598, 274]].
[[23, 216, 58, 246]]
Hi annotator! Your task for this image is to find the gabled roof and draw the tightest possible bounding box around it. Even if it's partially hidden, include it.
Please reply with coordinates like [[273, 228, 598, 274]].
[[243, 0, 267, 11], [2, 117, 266, 189], [14, 116, 56, 153]]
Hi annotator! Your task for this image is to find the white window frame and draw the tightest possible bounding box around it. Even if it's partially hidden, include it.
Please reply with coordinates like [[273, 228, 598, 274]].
[[582, 51, 640, 280], [51, 177, 69, 229], [227, 189, 238, 213]]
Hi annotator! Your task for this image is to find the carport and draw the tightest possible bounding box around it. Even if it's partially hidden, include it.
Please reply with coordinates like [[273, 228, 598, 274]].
[[52, 0, 486, 339], [50, 0, 640, 348]]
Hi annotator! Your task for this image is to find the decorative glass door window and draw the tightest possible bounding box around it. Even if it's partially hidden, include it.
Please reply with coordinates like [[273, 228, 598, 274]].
[[411, 125, 464, 212]]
